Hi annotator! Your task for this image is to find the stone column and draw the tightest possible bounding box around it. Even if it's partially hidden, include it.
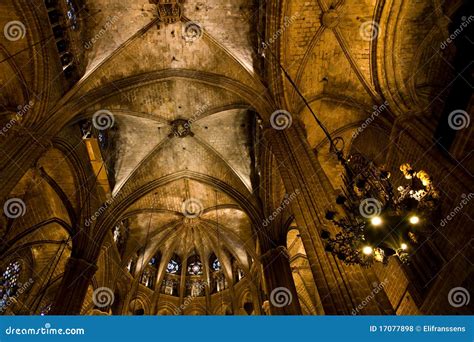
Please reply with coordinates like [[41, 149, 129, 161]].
[[50, 257, 98, 315], [260, 246, 301, 315], [179, 258, 188, 308]]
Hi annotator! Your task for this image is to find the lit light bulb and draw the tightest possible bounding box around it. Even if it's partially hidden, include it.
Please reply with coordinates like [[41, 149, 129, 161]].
[[371, 216, 382, 226], [409, 216, 420, 224], [362, 246, 373, 255], [401, 243, 408, 250]]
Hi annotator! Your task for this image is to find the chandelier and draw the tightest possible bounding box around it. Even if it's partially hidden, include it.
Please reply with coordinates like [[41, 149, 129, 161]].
[[321, 157, 440, 267]]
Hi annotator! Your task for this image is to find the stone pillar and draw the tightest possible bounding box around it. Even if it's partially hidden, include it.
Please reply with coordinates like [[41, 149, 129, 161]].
[[179, 258, 188, 308], [260, 246, 301, 315], [50, 257, 98, 315]]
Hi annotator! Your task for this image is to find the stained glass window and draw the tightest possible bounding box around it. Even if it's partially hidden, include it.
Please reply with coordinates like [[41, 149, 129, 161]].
[[212, 258, 221, 271], [166, 260, 179, 274], [65, 0, 78, 30], [0, 261, 21, 311], [187, 261, 203, 275]]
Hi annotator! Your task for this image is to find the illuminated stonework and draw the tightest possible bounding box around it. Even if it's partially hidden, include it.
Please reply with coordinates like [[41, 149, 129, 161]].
[[0, 0, 469, 317]]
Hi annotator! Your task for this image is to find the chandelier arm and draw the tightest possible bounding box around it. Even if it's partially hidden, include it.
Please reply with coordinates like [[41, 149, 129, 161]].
[[257, 32, 346, 163]]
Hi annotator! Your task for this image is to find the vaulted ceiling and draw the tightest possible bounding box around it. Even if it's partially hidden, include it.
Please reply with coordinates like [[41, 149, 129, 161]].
[[0, 0, 464, 289], [64, 0, 266, 267]]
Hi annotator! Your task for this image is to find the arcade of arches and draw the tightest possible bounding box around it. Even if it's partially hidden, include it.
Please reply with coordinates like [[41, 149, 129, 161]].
[[0, 0, 472, 316]]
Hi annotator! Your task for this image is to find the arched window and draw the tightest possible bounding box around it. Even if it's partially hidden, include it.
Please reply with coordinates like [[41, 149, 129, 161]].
[[212, 258, 221, 272], [160, 279, 178, 296], [187, 261, 203, 275], [187, 255, 203, 275], [149, 254, 160, 267], [0, 261, 21, 311], [65, 0, 78, 30], [140, 253, 160, 289], [140, 268, 154, 289], [209, 254, 226, 293], [232, 259, 244, 281], [166, 259, 180, 274], [214, 273, 228, 293]]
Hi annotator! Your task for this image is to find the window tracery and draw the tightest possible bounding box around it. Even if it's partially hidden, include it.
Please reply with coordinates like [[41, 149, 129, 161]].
[[0, 261, 21, 311], [212, 258, 221, 272], [65, 0, 78, 30], [166, 260, 179, 274], [187, 261, 203, 276]]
